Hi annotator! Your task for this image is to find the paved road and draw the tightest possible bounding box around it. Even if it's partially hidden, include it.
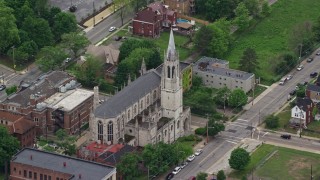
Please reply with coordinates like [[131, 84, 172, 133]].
[[85, 9, 134, 44], [172, 52, 320, 179]]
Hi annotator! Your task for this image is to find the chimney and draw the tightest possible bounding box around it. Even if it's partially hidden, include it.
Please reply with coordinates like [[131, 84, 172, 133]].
[[30, 155, 33, 160], [63, 162, 66, 167]]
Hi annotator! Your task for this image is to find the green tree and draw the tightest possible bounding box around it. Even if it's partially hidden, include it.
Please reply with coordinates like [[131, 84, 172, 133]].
[[243, 0, 259, 17], [0, 1, 19, 53], [265, 115, 279, 129], [61, 32, 90, 57], [313, 16, 320, 42], [0, 126, 20, 178], [260, 0, 271, 18], [5, 85, 17, 96], [215, 87, 231, 107], [312, 106, 318, 117], [207, 24, 230, 58], [184, 87, 216, 115], [15, 1, 35, 27], [207, 118, 225, 136], [193, 25, 214, 55], [289, 21, 314, 57], [195, 127, 206, 136], [217, 170, 226, 180], [234, 2, 250, 31], [119, 39, 158, 61], [196, 172, 208, 180], [36, 46, 67, 72], [55, 129, 67, 141], [229, 148, 250, 170], [52, 12, 77, 40], [117, 153, 141, 179], [296, 86, 306, 98], [113, 0, 131, 26], [239, 47, 259, 73], [22, 16, 54, 48], [6, 48, 28, 66], [73, 55, 104, 87], [203, 0, 240, 21], [228, 89, 248, 108], [63, 144, 76, 156]]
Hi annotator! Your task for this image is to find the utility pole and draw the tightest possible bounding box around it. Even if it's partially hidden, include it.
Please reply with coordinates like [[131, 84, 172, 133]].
[[252, 83, 255, 106], [258, 109, 261, 125], [12, 46, 16, 73], [206, 120, 209, 144]]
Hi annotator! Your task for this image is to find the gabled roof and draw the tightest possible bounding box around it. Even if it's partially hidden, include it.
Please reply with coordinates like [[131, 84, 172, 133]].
[[12, 148, 115, 180], [306, 84, 320, 93], [296, 97, 313, 111], [94, 70, 161, 118], [87, 44, 120, 65], [133, 8, 157, 23]]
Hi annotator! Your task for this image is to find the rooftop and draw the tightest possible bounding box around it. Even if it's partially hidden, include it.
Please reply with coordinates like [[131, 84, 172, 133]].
[[307, 84, 320, 92], [95, 70, 161, 118], [45, 89, 94, 112], [12, 148, 115, 180], [296, 97, 313, 111], [193, 57, 253, 80]]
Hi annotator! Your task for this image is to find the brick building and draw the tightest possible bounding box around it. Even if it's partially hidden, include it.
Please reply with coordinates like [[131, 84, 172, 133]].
[[132, 1, 177, 38], [10, 148, 116, 180], [164, 0, 195, 15], [0, 71, 94, 145]]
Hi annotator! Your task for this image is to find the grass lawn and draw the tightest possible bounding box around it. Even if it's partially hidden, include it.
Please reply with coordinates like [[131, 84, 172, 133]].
[[274, 108, 297, 134], [225, 0, 320, 84], [302, 121, 320, 138], [38, 140, 47, 147], [255, 145, 320, 179], [229, 144, 320, 179]]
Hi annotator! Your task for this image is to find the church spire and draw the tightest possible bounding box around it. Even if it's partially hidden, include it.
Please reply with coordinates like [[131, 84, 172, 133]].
[[167, 28, 176, 60], [140, 58, 147, 76]]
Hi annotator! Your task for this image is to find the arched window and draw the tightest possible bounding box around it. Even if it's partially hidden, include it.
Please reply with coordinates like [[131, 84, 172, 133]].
[[171, 125, 173, 131], [167, 66, 170, 78], [97, 121, 103, 142], [177, 120, 180, 129], [153, 90, 157, 100], [164, 130, 167, 136], [107, 121, 113, 142], [172, 66, 175, 78]]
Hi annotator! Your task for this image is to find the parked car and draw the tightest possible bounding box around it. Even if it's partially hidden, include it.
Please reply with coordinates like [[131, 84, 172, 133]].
[[0, 85, 6, 91], [109, 26, 116, 32], [297, 65, 304, 71], [172, 166, 181, 175], [69, 5, 77, 12], [310, 72, 318, 78], [307, 57, 314, 62], [166, 173, 174, 180], [180, 161, 188, 169], [194, 149, 203, 156], [187, 155, 195, 162], [281, 134, 291, 139], [279, 77, 287, 85], [300, 81, 308, 86], [289, 89, 296, 96], [316, 51, 320, 56], [64, 57, 71, 63], [286, 74, 293, 80]]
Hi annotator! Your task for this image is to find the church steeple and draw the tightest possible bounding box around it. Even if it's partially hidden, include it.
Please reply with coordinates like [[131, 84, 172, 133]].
[[140, 58, 147, 76], [167, 29, 176, 61]]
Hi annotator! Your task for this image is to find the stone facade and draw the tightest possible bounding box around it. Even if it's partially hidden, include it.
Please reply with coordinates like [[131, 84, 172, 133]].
[[91, 30, 191, 146]]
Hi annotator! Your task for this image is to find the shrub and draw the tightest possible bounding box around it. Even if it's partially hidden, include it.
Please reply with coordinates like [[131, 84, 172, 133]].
[[195, 127, 206, 136], [265, 115, 280, 129]]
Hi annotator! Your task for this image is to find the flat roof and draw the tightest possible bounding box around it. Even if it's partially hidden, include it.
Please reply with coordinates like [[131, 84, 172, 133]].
[[45, 89, 93, 111], [12, 148, 115, 180]]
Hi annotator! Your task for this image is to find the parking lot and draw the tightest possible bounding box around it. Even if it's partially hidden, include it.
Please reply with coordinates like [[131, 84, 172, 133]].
[[49, 0, 112, 22]]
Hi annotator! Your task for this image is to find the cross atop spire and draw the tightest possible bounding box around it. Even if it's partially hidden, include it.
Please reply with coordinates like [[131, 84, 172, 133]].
[[167, 28, 176, 60]]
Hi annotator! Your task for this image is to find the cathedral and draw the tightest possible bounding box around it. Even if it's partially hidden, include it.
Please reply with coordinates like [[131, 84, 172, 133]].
[[90, 29, 191, 146]]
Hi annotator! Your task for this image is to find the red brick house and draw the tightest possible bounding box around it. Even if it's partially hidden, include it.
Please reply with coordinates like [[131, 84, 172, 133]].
[[132, 1, 177, 38], [0, 71, 94, 142]]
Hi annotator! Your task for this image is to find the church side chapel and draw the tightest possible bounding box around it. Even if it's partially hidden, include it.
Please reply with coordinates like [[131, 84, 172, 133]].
[[90, 29, 191, 146]]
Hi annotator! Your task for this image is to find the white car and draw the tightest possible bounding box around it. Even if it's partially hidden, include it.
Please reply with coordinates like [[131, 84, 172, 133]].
[[316, 51, 320, 56], [109, 26, 116, 32], [180, 162, 188, 169], [194, 149, 203, 156], [297, 65, 304, 71], [64, 57, 71, 63], [172, 166, 181, 175], [286, 74, 293, 80], [187, 155, 195, 162]]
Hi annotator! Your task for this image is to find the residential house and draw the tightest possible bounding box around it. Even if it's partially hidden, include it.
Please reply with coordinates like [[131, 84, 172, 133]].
[[164, 0, 195, 15], [10, 148, 116, 180], [132, 1, 177, 38], [290, 97, 314, 128], [0, 71, 94, 139], [192, 57, 255, 93], [306, 84, 320, 103]]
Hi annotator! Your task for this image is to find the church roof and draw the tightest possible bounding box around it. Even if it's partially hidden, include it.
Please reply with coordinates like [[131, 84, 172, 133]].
[[167, 29, 176, 59], [95, 70, 161, 118]]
